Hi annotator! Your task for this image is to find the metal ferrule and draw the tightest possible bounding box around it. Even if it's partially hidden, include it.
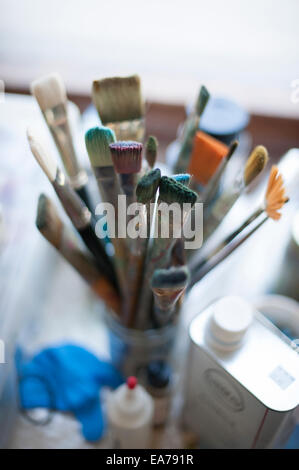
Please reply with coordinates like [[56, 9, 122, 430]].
[[107, 118, 145, 142], [43, 103, 88, 189], [53, 169, 91, 230]]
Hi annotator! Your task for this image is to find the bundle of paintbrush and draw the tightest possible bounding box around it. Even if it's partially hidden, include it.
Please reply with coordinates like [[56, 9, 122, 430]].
[[27, 72, 289, 334]]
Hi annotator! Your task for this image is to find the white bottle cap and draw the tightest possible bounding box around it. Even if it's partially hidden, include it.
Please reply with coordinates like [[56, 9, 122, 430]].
[[209, 296, 253, 350]]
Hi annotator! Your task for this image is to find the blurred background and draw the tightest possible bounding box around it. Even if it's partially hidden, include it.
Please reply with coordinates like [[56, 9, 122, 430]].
[[0, 0, 299, 449], [1, 0, 299, 115]]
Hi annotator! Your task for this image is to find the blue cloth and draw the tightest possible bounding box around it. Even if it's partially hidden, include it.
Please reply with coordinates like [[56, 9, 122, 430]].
[[16, 344, 124, 441]]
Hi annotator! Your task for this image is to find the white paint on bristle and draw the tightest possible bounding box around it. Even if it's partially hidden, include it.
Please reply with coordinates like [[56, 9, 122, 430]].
[[27, 128, 57, 182], [31, 73, 66, 111]]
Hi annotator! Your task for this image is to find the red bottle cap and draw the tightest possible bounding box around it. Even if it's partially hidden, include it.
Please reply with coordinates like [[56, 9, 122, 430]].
[[127, 376, 138, 390]]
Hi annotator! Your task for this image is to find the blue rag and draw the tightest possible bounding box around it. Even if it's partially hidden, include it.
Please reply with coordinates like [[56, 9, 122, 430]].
[[16, 344, 124, 441]]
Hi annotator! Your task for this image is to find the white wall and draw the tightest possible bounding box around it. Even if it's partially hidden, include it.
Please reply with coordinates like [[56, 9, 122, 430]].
[[0, 0, 299, 116]]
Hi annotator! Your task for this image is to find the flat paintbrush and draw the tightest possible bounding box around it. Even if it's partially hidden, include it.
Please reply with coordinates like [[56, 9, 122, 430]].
[[174, 85, 210, 174], [27, 128, 117, 289], [31, 73, 93, 211], [109, 141, 144, 321], [36, 194, 120, 313], [151, 266, 189, 327], [92, 75, 145, 142], [203, 145, 269, 241], [109, 141, 143, 207]]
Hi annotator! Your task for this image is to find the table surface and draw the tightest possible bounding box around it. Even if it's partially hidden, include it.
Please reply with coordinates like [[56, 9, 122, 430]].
[[1, 93, 298, 449]]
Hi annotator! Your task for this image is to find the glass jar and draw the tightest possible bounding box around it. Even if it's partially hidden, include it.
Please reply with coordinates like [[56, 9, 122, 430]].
[[104, 312, 177, 383]]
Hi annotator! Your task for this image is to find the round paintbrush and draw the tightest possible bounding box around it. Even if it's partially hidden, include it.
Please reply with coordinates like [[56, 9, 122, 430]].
[[203, 145, 269, 241], [31, 73, 93, 211], [174, 85, 210, 174]]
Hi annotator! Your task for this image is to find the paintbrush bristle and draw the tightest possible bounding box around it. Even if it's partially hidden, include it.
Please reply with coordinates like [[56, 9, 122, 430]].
[[136, 168, 161, 203], [244, 145, 268, 186], [172, 174, 191, 186], [159, 176, 197, 206], [265, 165, 288, 220], [109, 141, 143, 174], [196, 85, 210, 116], [27, 128, 57, 182], [226, 140, 239, 161], [145, 136, 158, 168], [36, 194, 63, 248], [151, 266, 189, 289], [31, 73, 66, 110], [85, 126, 116, 167], [92, 75, 144, 124]]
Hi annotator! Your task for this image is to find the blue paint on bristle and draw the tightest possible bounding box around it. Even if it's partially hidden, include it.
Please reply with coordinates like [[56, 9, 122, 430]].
[[172, 174, 191, 187]]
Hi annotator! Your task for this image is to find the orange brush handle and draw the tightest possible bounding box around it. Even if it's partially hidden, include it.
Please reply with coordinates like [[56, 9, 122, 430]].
[[188, 131, 228, 185]]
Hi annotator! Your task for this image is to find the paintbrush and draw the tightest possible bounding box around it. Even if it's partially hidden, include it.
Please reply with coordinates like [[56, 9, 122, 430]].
[[135, 177, 197, 329], [36, 194, 120, 313], [171, 174, 191, 186], [92, 75, 145, 142], [85, 126, 120, 206], [27, 128, 117, 289], [145, 136, 158, 169], [120, 169, 162, 326], [189, 217, 269, 288], [188, 131, 229, 194], [31, 73, 93, 211], [136, 168, 161, 237], [85, 126, 132, 306], [200, 140, 239, 204], [170, 173, 191, 266], [174, 85, 210, 174], [109, 141, 143, 207], [108, 142, 144, 318], [203, 145, 269, 240], [190, 165, 288, 284], [151, 266, 189, 327]]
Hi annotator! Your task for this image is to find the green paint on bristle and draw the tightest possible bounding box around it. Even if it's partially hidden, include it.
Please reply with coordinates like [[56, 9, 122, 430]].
[[85, 126, 116, 167], [36, 193, 48, 230], [145, 135, 158, 168], [151, 266, 189, 289], [159, 176, 197, 206], [172, 174, 191, 187], [136, 168, 161, 204], [196, 85, 210, 116]]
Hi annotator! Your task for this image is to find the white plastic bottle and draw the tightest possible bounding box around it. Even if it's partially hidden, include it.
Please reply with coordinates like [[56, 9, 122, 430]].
[[107, 376, 154, 449]]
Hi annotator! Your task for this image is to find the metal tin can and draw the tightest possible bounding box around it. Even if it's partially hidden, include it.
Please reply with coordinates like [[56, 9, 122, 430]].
[[182, 296, 299, 449]]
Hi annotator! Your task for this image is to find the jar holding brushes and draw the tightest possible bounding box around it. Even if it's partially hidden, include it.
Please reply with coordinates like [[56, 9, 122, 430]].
[[28, 73, 289, 431]]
